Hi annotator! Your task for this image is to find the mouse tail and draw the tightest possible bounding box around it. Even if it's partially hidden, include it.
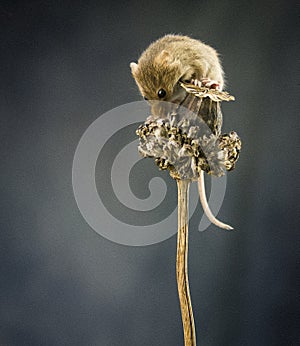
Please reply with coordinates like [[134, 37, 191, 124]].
[[197, 170, 233, 230]]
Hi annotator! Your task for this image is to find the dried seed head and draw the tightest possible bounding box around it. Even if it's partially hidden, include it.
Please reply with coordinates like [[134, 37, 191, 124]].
[[136, 85, 241, 180]]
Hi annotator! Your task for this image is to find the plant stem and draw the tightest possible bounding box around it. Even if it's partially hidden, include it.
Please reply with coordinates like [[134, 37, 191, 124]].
[[176, 179, 196, 346]]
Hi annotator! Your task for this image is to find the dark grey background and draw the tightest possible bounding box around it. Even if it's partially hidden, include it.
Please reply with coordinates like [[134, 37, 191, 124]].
[[1, 1, 299, 345]]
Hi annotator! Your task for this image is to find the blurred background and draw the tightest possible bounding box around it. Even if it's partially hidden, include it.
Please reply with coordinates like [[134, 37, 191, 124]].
[[0, 0, 299, 345]]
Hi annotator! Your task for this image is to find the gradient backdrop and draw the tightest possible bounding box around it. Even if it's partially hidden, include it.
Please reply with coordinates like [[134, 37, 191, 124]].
[[1, 1, 299, 345]]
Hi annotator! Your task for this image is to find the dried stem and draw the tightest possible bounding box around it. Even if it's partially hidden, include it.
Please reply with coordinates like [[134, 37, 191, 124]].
[[176, 179, 196, 346]]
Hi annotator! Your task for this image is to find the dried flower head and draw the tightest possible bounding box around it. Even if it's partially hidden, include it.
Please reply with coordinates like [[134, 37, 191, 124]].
[[136, 85, 241, 181]]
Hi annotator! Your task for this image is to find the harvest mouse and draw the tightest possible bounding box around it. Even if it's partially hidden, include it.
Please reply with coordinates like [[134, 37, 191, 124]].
[[130, 34, 224, 103], [130, 34, 233, 230]]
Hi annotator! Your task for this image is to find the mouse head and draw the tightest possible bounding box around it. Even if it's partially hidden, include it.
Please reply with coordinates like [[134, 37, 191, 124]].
[[130, 50, 187, 103]]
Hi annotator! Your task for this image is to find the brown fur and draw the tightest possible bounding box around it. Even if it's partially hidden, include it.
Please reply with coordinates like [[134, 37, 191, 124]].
[[130, 34, 224, 102]]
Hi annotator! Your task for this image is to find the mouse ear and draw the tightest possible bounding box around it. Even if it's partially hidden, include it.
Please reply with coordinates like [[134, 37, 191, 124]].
[[130, 62, 139, 76]]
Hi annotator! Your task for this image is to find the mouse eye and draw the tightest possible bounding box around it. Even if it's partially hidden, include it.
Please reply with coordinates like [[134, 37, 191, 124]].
[[157, 89, 166, 98], [143, 96, 148, 101]]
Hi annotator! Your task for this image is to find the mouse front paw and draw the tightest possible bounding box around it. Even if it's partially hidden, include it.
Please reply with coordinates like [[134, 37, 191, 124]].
[[190, 78, 202, 87], [200, 78, 221, 90], [190, 78, 221, 90]]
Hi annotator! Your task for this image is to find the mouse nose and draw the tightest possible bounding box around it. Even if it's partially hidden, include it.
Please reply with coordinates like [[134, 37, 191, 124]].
[[150, 101, 177, 118]]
